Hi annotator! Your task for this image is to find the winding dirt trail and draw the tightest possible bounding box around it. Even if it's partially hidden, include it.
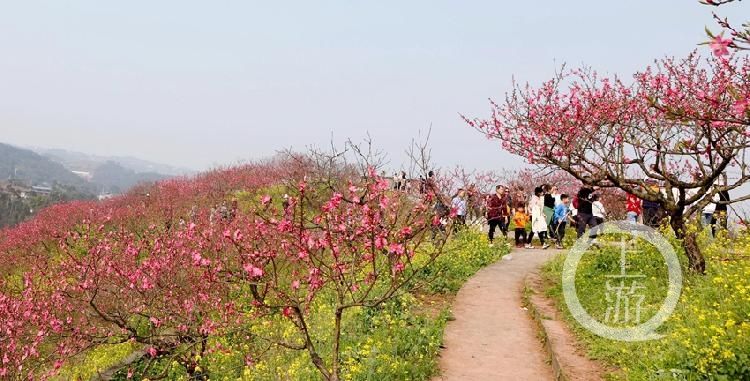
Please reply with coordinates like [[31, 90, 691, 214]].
[[433, 248, 556, 381]]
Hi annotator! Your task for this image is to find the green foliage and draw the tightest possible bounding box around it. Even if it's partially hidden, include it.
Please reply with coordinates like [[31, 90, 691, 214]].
[[541, 224, 750, 380], [0, 186, 95, 228], [221, 230, 508, 381], [208, 294, 448, 381], [415, 229, 510, 293], [53, 343, 139, 381]]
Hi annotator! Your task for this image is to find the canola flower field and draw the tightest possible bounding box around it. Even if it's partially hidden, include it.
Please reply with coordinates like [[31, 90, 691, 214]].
[[543, 225, 750, 380]]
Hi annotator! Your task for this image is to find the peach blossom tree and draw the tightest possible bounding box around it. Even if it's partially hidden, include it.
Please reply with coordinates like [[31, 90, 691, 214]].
[[466, 53, 750, 273]]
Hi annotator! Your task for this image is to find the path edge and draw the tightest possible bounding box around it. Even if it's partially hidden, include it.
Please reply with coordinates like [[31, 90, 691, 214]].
[[523, 270, 608, 381], [522, 276, 567, 381]]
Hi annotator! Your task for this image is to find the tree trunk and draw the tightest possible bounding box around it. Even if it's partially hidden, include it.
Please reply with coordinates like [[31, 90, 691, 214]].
[[330, 307, 343, 381], [670, 213, 706, 274]]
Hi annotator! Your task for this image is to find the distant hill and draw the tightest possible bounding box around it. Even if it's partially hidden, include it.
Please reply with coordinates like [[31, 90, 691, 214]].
[[0, 142, 178, 194], [0, 143, 179, 228], [0, 143, 92, 189], [33, 147, 194, 177], [92, 161, 167, 194], [0, 143, 98, 227]]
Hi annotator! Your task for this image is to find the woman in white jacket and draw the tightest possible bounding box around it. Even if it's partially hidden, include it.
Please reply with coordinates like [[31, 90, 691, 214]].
[[592, 194, 606, 225], [526, 186, 549, 249]]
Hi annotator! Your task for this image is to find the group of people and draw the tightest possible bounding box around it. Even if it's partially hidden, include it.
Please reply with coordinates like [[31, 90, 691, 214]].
[[392, 170, 440, 195], [412, 168, 735, 248], [209, 199, 238, 223], [482, 183, 606, 249], [481, 179, 733, 249], [624, 179, 731, 236]]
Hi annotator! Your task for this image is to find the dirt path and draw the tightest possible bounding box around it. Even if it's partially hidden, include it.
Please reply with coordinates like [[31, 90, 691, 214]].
[[433, 247, 556, 381]]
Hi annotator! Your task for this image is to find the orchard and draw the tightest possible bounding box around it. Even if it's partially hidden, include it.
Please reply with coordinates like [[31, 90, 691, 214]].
[[2, 0, 750, 380], [0, 153, 465, 380]]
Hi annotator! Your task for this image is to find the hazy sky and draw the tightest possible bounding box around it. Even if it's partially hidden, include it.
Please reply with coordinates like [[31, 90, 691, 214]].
[[1, 1, 745, 172]]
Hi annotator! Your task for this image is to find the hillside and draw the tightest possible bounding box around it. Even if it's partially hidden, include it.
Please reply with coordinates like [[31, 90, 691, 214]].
[[91, 161, 167, 194], [0, 143, 173, 228], [0, 143, 90, 189], [34, 147, 194, 176]]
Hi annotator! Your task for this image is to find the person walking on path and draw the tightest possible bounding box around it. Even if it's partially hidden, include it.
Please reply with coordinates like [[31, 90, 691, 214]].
[[512, 187, 527, 211], [575, 184, 597, 238], [642, 180, 663, 228], [712, 188, 731, 237], [526, 186, 549, 249], [626, 192, 642, 224], [426, 171, 437, 194], [592, 194, 606, 225], [543, 184, 556, 238], [551, 194, 574, 249], [486, 185, 510, 244], [552, 185, 562, 205], [466, 184, 482, 224], [451, 189, 468, 226], [393, 171, 407, 191], [431, 197, 450, 241], [702, 194, 716, 228], [512, 206, 529, 248]]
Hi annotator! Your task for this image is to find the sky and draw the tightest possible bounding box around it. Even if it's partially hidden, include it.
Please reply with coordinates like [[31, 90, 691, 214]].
[[0, 1, 746, 173]]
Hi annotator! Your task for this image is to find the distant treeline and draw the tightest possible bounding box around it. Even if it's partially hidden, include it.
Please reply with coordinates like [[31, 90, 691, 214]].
[[0, 185, 95, 228]]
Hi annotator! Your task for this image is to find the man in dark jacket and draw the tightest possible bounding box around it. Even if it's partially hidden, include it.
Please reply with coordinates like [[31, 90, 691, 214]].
[[576, 185, 597, 238], [486, 185, 510, 243], [712, 189, 730, 237]]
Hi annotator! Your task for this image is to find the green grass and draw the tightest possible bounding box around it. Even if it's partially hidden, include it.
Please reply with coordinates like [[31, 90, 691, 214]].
[[541, 226, 750, 380]]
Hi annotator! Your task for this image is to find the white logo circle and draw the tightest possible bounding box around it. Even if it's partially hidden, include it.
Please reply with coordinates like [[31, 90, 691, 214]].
[[562, 221, 683, 341]]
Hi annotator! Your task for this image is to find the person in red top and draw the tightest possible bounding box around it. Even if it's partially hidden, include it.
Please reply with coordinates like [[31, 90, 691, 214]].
[[486, 185, 510, 244], [626, 193, 642, 223]]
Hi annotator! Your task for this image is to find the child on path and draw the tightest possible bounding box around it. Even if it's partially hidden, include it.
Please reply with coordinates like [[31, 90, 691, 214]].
[[551, 194, 574, 249], [512, 206, 529, 248]]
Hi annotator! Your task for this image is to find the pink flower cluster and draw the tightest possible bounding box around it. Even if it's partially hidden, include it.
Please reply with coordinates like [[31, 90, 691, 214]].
[[465, 53, 750, 186], [0, 157, 436, 378]]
